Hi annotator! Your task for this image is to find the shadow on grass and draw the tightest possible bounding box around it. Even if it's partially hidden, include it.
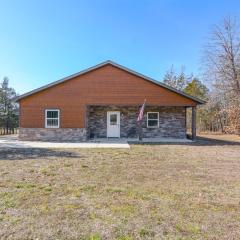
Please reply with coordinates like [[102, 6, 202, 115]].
[[194, 136, 240, 146], [129, 136, 240, 146], [0, 148, 81, 161]]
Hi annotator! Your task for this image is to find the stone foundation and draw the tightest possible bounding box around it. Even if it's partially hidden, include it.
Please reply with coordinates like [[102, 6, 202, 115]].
[[88, 106, 186, 139], [19, 128, 87, 142]]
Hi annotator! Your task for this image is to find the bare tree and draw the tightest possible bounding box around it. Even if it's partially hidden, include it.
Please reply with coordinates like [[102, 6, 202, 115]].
[[204, 17, 240, 94], [203, 17, 240, 135]]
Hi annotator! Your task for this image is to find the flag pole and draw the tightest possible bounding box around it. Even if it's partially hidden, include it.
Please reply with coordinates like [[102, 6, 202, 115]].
[[137, 99, 146, 141], [139, 120, 143, 141]]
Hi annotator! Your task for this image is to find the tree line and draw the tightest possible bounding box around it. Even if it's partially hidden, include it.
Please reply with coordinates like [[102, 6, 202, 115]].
[[163, 17, 240, 135], [0, 77, 18, 134]]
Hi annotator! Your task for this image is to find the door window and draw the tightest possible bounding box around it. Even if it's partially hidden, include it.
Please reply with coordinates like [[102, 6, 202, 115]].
[[110, 114, 117, 125]]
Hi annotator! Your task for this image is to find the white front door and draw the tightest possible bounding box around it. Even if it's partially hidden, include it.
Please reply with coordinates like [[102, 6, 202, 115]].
[[107, 111, 120, 138]]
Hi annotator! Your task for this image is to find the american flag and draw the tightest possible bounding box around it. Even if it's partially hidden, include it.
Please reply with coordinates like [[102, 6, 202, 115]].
[[137, 99, 146, 122]]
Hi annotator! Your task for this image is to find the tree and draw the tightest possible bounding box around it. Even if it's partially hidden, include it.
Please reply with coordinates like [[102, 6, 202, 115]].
[[184, 78, 209, 100], [184, 78, 210, 132], [198, 91, 226, 133], [203, 17, 240, 135], [0, 77, 19, 134], [163, 65, 192, 91], [204, 17, 240, 96]]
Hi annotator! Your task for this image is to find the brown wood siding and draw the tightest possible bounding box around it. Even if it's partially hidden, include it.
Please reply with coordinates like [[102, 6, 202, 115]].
[[20, 64, 197, 128]]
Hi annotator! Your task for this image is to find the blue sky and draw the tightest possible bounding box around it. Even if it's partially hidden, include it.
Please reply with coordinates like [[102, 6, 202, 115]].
[[0, 0, 240, 94]]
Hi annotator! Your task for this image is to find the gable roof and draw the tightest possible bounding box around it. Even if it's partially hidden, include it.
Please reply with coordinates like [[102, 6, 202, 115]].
[[15, 60, 205, 104]]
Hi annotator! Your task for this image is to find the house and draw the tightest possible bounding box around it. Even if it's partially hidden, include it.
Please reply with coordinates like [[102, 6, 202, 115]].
[[15, 61, 205, 142]]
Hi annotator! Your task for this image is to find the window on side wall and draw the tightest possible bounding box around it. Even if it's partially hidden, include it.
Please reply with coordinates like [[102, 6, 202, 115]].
[[147, 112, 159, 128], [45, 109, 60, 128]]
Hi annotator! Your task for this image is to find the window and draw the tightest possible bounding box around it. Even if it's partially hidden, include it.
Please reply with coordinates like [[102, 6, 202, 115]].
[[147, 112, 159, 128], [110, 114, 117, 125], [45, 109, 60, 128]]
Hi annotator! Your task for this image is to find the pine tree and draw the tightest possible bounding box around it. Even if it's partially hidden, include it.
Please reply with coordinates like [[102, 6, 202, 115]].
[[0, 77, 19, 134]]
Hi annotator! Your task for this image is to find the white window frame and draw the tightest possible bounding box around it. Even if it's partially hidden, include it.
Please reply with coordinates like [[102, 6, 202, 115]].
[[45, 109, 60, 128], [147, 112, 159, 128]]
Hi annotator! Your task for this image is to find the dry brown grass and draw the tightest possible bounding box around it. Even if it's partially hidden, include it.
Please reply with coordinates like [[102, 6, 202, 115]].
[[198, 133, 240, 142], [0, 136, 240, 239]]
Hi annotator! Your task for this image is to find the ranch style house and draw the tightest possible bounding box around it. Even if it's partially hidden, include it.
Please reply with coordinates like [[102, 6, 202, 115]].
[[15, 61, 205, 142]]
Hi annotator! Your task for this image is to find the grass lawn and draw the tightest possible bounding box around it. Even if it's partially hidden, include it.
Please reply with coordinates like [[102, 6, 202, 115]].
[[0, 136, 240, 239]]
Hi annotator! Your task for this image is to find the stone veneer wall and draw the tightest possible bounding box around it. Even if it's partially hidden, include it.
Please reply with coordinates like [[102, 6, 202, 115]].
[[142, 106, 186, 138], [19, 106, 186, 141], [19, 128, 87, 142], [87, 106, 186, 139]]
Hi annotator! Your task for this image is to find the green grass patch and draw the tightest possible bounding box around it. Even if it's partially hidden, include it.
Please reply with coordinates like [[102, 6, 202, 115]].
[[15, 182, 36, 189], [0, 192, 17, 209], [85, 233, 102, 240], [111, 204, 136, 217], [139, 228, 155, 238]]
